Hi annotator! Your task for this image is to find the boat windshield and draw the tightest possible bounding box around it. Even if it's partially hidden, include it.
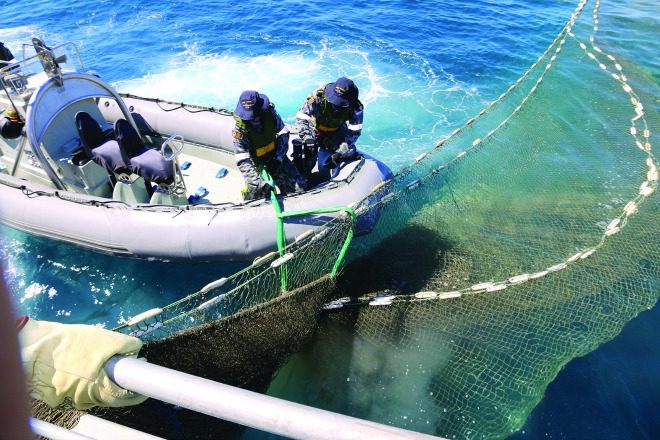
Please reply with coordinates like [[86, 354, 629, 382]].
[[1, 41, 84, 99]]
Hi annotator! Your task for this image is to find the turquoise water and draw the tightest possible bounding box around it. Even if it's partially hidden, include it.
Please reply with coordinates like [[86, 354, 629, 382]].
[[1, 0, 658, 438]]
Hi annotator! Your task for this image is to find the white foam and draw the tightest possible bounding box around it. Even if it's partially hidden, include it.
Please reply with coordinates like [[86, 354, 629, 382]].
[[73, 36, 481, 175], [113, 50, 323, 115]]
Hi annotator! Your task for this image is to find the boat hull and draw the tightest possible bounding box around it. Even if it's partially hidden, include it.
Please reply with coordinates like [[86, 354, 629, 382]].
[[0, 157, 390, 261], [0, 74, 392, 261]]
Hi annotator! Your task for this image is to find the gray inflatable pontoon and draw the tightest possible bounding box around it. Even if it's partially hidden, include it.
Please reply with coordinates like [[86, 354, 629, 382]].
[[0, 39, 392, 261]]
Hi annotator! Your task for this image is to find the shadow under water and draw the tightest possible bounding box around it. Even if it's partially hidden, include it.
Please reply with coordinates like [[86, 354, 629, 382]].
[[339, 224, 457, 297]]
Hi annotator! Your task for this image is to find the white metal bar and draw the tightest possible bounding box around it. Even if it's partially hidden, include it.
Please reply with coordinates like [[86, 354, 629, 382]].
[[106, 356, 446, 440], [30, 418, 94, 440], [31, 414, 164, 440], [72, 415, 164, 440]]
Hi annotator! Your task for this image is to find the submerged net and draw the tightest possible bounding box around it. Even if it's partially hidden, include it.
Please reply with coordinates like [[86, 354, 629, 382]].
[[103, 0, 656, 438], [112, 210, 355, 341]]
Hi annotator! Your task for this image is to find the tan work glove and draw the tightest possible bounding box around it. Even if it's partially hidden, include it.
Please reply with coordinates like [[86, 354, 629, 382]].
[[19, 318, 147, 410]]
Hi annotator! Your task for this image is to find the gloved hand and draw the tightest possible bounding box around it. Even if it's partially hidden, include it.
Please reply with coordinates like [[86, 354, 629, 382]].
[[337, 142, 360, 161], [19, 318, 147, 410], [325, 152, 342, 169], [260, 182, 274, 196]]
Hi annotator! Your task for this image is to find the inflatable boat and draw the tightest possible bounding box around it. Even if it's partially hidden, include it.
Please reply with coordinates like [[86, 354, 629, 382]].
[[0, 39, 392, 261]]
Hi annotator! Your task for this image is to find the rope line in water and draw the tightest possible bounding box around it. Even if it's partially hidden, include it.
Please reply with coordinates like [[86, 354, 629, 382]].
[[114, 210, 353, 337], [321, 0, 657, 310]]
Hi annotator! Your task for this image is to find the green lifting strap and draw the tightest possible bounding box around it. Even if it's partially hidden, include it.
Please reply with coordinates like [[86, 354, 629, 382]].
[[260, 169, 357, 292], [260, 170, 288, 290]]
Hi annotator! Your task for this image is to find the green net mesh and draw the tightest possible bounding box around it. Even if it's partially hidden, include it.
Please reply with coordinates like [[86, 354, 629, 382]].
[[112, 212, 354, 341], [100, 0, 657, 438]]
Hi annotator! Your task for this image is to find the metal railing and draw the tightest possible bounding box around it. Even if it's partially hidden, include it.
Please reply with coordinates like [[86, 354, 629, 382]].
[[32, 355, 448, 440]]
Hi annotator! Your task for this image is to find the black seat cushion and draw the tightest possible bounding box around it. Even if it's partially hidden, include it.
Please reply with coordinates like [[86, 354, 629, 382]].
[[75, 111, 107, 156], [90, 140, 130, 175], [114, 118, 147, 163], [131, 149, 174, 184], [114, 118, 173, 184], [76, 109, 127, 173]]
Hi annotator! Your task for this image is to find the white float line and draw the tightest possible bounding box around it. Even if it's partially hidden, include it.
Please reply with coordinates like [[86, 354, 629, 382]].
[[402, 0, 587, 171]]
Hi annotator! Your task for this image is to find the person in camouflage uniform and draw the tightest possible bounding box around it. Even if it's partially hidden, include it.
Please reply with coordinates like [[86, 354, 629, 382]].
[[233, 90, 307, 201], [295, 76, 363, 181]]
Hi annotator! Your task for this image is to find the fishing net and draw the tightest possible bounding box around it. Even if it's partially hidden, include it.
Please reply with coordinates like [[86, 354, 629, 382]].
[[87, 274, 338, 439], [52, 216, 353, 438], [51, 0, 656, 438], [112, 210, 355, 342], [260, 0, 658, 438]]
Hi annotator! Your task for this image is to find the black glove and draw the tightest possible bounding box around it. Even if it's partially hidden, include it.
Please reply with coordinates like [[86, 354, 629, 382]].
[[303, 138, 319, 156], [261, 182, 274, 196], [324, 152, 342, 169], [342, 148, 360, 161]]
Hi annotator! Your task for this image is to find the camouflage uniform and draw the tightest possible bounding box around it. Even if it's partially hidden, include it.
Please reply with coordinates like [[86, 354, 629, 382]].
[[233, 104, 307, 200], [295, 83, 363, 179]]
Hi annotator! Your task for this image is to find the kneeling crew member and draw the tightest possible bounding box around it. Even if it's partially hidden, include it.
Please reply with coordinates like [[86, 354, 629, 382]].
[[295, 76, 363, 181], [233, 90, 307, 200]]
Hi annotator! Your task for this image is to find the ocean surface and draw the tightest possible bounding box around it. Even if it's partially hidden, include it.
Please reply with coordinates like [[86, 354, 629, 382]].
[[1, 0, 658, 438]]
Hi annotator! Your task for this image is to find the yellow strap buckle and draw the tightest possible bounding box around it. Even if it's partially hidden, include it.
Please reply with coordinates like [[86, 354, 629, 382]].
[[317, 123, 338, 132], [255, 142, 275, 157]]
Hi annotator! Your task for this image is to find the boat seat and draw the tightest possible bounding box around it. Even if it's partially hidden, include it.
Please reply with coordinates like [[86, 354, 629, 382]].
[[112, 175, 151, 204], [131, 112, 161, 145], [114, 118, 174, 185], [88, 140, 129, 175], [75, 112, 151, 202], [76, 111, 108, 154], [75, 111, 114, 156], [75, 111, 129, 175]]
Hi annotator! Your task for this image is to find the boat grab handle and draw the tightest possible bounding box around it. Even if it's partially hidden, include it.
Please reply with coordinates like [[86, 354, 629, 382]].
[[160, 134, 184, 160]]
